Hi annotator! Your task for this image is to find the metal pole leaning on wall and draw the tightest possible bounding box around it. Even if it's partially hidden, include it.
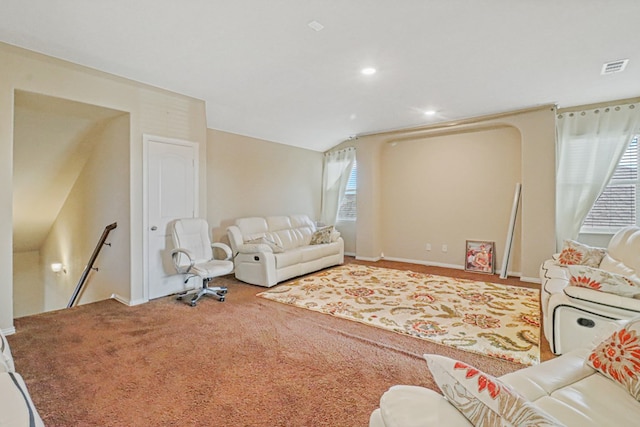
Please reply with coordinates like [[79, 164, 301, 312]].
[[500, 184, 521, 279]]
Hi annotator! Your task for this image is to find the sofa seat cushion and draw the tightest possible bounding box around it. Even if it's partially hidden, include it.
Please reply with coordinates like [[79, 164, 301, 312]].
[[378, 385, 472, 427], [500, 349, 592, 401], [534, 373, 640, 427], [299, 241, 341, 262], [273, 249, 303, 269]]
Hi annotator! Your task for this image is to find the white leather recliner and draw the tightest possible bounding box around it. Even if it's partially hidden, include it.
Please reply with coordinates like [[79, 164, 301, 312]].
[[540, 226, 640, 354]]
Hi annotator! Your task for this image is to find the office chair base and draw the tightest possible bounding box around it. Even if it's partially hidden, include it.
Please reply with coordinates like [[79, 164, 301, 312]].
[[177, 286, 227, 306]]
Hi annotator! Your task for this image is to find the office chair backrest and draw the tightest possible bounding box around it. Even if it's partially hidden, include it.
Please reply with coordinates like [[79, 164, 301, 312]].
[[172, 218, 213, 266]]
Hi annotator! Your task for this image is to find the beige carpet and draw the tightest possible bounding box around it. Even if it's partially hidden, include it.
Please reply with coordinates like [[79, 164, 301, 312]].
[[258, 264, 541, 366], [8, 263, 531, 426]]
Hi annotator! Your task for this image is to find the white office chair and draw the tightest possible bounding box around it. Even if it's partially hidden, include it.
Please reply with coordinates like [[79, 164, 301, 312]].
[[170, 218, 234, 306]]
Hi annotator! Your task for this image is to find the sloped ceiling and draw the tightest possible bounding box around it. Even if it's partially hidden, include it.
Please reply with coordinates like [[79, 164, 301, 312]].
[[1, 1, 639, 152], [13, 91, 124, 252]]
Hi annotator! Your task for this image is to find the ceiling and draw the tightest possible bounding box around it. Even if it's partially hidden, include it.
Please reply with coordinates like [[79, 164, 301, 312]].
[[2, 1, 640, 152]]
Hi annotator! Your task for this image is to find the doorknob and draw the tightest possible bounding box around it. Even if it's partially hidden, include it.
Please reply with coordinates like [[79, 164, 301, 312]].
[[150, 226, 158, 231]]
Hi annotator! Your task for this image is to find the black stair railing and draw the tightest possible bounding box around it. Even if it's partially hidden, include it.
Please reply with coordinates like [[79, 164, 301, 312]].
[[67, 222, 118, 308]]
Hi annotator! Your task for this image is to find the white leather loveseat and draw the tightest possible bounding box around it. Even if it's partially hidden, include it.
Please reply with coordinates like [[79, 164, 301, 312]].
[[227, 214, 344, 287], [370, 344, 640, 427], [0, 330, 45, 426], [540, 226, 640, 354]]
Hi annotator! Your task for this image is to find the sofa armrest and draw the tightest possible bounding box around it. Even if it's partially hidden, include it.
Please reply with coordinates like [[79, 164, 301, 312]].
[[226, 225, 244, 254], [0, 331, 14, 373], [211, 242, 233, 260], [374, 385, 472, 427], [564, 285, 640, 312]]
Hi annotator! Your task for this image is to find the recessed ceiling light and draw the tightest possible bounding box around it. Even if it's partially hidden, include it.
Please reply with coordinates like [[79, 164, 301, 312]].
[[361, 67, 377, 76], [424, 110, 437, 116]]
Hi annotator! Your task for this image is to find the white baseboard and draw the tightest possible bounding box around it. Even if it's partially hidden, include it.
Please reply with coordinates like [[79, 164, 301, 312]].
[[371, 256, 527, 280], [519, 276, 541, 284], [1, 326, 16, 336], [110, 294, 147, 306], [382, 256, 464, 271], [355, 255, 381, 262]]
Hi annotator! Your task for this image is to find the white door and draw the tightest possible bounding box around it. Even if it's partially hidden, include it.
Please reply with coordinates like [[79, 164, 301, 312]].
[[146, 136, 198, 300]]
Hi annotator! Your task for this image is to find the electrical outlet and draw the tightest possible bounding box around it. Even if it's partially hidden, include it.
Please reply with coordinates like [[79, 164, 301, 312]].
[[425, 243, 431, 251], [442, 244, 448, 253]]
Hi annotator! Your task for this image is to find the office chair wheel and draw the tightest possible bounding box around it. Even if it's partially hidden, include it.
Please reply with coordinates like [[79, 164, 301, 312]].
[[218, 289, 228, 295], [190, 301, 197, 307], [218, 297, 225, 302]]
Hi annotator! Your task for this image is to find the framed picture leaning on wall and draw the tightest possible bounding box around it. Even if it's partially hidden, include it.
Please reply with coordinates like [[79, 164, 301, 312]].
[[465, 240, 495, 274]]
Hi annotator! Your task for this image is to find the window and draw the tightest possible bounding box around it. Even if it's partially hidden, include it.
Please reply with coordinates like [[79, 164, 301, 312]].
[[582, 136, 638, 232], [337, 160, 357, 221]]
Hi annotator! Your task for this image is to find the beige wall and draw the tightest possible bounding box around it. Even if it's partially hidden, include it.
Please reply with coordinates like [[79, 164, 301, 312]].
[[331, 107, 556, 281], [12, 251, 43, 318], [206, 129, 323, 242], [381, 126, 522, 272], [40, 114, 131, 311], [1, 42, 207, 332]]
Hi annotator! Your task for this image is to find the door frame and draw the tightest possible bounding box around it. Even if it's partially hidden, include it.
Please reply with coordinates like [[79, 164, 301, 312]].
[[142, 134, 199, 303]]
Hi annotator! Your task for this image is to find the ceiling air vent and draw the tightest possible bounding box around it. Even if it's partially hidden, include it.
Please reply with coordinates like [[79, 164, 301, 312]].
[[601, 59, 629, 75]]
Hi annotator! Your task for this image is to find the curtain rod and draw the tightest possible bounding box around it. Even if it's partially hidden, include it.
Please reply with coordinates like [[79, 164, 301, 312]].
[[556, 96, 640, 114]]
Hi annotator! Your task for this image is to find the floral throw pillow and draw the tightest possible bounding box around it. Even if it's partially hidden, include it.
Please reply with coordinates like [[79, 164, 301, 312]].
[[424, 354, 564, 426], [310, 226, 334, 245], [587, 318, 640, 400], [568, 265, 640, 298], [557, 240, 606, 267]]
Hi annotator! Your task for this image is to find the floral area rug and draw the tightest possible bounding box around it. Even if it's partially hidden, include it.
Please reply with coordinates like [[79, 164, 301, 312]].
[[257, 264, 541, 365]]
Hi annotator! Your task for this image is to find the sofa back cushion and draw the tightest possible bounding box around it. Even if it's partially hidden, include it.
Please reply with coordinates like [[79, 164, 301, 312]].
[[600, 226, 640, 277], [236, 217, 269, 237], [266, 216, 314, 250], [235, 215, 315, 251]]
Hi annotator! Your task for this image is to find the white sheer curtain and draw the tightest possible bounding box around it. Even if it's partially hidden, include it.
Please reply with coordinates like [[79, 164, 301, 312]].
[[320, 147, 356, 226], [556, 103, 640, 249]]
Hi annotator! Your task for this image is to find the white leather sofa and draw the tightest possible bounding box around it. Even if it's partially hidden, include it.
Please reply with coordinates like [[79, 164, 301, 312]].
[[0, 330, 45, 426], [369, 346, 640, 427], [227, 214, 344, 287], [540, 226, 640, 354]]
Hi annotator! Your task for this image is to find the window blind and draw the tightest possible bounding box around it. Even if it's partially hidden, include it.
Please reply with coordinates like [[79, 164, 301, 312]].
[[583, 137, 638, 229], [337, 161, 357, 221]]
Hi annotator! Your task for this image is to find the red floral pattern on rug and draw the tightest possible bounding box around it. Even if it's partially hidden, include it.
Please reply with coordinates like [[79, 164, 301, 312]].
[[257, 264, 541, 365]]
